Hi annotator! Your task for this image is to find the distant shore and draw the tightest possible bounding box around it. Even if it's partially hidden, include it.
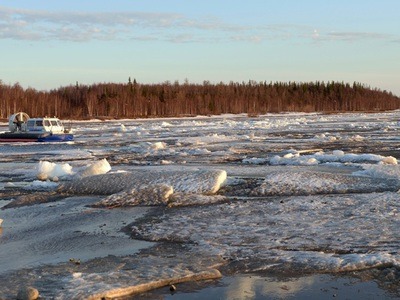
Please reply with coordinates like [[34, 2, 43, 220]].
[[1, 80, 399, 120]]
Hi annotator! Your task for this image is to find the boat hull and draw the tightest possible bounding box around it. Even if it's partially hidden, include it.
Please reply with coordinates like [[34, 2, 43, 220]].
[[0, 132, 74, 142]]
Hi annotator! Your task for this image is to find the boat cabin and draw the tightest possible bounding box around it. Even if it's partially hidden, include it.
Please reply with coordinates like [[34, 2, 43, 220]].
[[9, 112, 70, 134], [26, 117, 66, 134]]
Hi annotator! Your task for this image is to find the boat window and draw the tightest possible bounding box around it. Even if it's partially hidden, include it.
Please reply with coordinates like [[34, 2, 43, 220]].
[[35, 120, 43, 127], [50, 120, 58, 126], [27, 120, 35, 127], [44, 120, 51, 126]]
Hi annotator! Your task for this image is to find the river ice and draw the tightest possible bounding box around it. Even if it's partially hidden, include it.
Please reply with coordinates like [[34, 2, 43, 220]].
[[0, 112, 400, 298]]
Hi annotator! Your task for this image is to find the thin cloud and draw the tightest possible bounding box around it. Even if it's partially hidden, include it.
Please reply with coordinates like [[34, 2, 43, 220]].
[[328, 31, 389, 41], [311, 29, 391, 42], [0, 6, 283, 43], [0, 7, 189, 41], [0, 6, 397, 44], [166, 33, 197, 43], [0, 7, 183, 28]]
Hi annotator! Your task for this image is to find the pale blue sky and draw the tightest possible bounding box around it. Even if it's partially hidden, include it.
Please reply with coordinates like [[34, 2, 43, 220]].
[[1, 0, 399, 95]]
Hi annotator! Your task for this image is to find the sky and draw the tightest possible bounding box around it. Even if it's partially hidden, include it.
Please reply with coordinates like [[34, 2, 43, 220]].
[[1, 0, 399, 95]]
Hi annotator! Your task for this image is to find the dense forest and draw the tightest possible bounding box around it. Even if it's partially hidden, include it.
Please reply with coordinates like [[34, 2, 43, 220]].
[[0, 79, 399, 119]]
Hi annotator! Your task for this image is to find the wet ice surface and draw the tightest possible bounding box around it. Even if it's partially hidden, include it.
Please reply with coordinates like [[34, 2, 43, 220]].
[[0, 197, 151, 273], [1, 112, 400, 298]]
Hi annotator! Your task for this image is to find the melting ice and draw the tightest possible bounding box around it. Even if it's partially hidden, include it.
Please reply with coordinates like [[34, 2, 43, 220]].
[[1, 112, 400, 298]]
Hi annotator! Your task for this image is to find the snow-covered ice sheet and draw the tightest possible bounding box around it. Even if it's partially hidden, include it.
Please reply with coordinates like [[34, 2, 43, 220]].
[[57, 169, 227, 207], [130, 192, 400, 273]]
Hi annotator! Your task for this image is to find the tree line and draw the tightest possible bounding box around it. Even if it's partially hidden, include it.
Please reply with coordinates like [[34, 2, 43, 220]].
[[0, 79, 399, 119]]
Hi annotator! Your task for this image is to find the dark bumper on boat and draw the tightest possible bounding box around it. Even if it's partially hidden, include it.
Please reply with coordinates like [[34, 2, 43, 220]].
[[0, 132, 74, 142]]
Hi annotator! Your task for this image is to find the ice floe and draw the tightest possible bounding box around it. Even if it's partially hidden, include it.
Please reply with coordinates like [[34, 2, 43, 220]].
[[58, 169, 226, 195], [130, 192, 400, 274], [56, 169, 227, 207], [243, 150, 398, 166], [92, 184, 174, 207]]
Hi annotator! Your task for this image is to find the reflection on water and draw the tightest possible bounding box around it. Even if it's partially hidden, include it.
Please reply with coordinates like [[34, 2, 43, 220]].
[[226, 275, 316, 299], [161, 274, 396, 300]]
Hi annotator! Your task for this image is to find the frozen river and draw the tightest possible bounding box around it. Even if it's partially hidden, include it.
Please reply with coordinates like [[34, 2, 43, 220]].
[[0, 112, 400, 299]]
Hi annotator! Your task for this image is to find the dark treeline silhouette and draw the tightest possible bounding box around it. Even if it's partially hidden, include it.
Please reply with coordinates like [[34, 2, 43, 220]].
[[1, 79, 399, 119]]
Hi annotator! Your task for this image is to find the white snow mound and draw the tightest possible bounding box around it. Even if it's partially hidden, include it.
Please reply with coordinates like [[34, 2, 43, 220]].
[[37, 161, 73, 181], [79, 158, 111, 178]]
